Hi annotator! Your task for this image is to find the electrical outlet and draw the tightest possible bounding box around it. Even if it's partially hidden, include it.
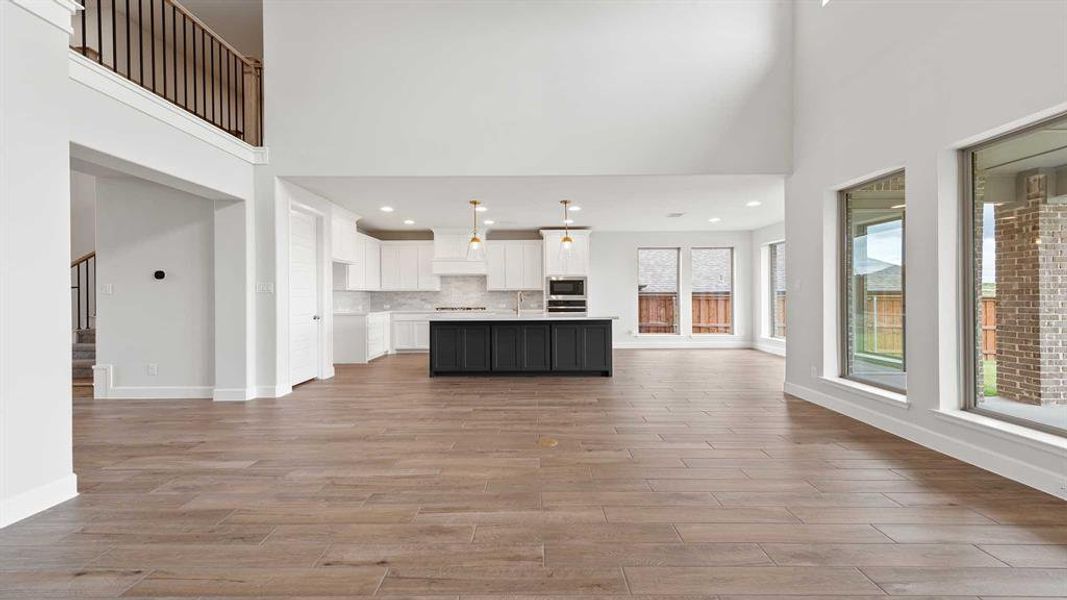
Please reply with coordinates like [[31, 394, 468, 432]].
[[101, 283, 114, 295], [811, 365, 818, 378], [147, 363, 158, 376], [256, 282, 274, 293]]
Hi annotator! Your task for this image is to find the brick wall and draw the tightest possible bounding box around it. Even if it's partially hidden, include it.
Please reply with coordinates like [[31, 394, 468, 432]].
[[994, 171, 1067, 406]]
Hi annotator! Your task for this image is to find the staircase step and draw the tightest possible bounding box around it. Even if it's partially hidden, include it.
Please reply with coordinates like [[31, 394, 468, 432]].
[[73, 369, 94, 380], [73, 342, 96, 360], [75, 329, 96, 344]]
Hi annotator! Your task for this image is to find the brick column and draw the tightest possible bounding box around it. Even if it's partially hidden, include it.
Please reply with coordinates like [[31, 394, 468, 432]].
[[995, 171, 1067, 406]]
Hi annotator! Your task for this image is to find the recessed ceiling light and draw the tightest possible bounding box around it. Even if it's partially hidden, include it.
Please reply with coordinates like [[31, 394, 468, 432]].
[[379, 206, 394, 212], [403, 219, 415, 225], [563, 218, 575, 225], [708, 217, 722, 223], [745, 201, 762, 207], [475, 205, 488, 212], [568, 205, 582, 212], [483, 219, 495, 225]]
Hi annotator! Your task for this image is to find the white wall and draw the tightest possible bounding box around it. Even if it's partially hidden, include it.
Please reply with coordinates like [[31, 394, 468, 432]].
[[751, 221, 785, 356], [263, 0, 792, 177], [70, 171, 96, 261], [68, 44, 259, 401], [589, 231, 753, 348], [0, 0, 78, 527], [95, 178, 215, 397], [787, 0, 1067, 498]]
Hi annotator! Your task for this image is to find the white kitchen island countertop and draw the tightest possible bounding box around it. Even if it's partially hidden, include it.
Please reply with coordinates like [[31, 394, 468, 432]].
[[428, 313, 618, 321]]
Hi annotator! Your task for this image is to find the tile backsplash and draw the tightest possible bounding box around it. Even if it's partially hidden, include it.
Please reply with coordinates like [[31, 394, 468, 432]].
[[335, 276, 544, 313]]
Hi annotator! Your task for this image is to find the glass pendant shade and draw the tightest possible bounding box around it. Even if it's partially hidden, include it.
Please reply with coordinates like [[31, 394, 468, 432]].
[[466, 199, 485, 260], [467, 234, 485, 260]]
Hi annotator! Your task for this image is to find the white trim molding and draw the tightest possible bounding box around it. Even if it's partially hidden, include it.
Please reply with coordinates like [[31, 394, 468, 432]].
[[0, 473, 78, 528], [785, 382, 1067, 501], [212, 388, 256, 402], [255, 384, 292, 399], [68, 51, 269, 165], [93, 364, 212, 399], [615, 337, 752, 350], [8, 0, 79, 33], [754, 336, 786, 357]]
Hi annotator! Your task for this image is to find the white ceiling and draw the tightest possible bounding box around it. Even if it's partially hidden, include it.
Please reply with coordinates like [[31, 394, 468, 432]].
[[286, 175, 784, 232], [264, 0, 792, 177]]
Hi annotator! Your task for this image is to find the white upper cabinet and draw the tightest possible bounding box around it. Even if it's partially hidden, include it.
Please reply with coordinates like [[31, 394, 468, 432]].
[[487, 240, 544, 291], [335, 233, 382, 291], [541, 230, 590, 276], [330, 209, 361, 264], [380, 241, 438, 291], [363, 236, 381, 290], [416, 244, 440, 290]]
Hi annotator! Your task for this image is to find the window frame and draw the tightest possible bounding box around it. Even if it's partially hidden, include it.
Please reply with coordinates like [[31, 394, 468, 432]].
[[636, 246, 681, 336], [959, 114, 1067, 437], [838, 169, 907, 394], [768, 241, 786, 340], [689, 246, 735, 336]]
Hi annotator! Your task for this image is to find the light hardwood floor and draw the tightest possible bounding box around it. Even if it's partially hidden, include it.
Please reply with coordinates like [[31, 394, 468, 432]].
[[6, 349, 1067, 598]]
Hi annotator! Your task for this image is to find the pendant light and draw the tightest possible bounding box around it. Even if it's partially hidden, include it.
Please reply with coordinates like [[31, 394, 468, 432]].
[[466, 199, 485, 260], [559, 199, 574, 256]]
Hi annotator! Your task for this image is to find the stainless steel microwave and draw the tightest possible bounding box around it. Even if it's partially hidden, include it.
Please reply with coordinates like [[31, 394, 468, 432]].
[[547, 276, 586, 299]]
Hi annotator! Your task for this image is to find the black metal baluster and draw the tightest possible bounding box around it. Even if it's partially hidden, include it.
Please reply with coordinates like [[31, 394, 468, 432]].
[[76, 265, 82, 331], [183, 15, 189, 111], [110, 0, 116, 71], [201, 29, 207, 117], [239, 56, 245, 140], [149, 0, 155, 90], [80, 0, 86, 56], [96, 0, 103, 64], [191, 23, 198, 115], [172, 2, 177, 103], [161, 0, 167, 99], [209, 38, 215, 123], [137, 0, 143, 83], [124, 0, 130, 77]]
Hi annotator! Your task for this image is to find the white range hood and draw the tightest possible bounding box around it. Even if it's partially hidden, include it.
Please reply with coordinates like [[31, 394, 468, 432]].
[[431, 228, 487, 275]]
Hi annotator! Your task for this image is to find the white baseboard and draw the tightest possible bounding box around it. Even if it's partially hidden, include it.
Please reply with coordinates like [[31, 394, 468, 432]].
[[754, 337, 787, 357], [93, 364, 212, 399], [255, 384, 291, 398], [614, 338, 752, 350], [0, 473, 78, 529], [212, 387, 255, 402], [784, 381, 1067, 501]]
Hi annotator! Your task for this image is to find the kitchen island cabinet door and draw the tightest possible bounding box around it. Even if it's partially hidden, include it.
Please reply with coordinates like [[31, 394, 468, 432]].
[[431, 324, 491, 374], [491, 324, 550, 372]]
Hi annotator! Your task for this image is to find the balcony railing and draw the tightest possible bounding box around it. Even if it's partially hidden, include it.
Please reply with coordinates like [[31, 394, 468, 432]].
[[71, 0, 262, 145]]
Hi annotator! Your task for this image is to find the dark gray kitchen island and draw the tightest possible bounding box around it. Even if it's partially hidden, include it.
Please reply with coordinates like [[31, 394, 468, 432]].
[[429, 315, 615, 376]]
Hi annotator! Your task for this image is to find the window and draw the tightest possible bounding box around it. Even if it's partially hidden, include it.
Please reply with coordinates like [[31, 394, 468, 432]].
[[638, 248, 679, 334], [769, 241, 786, 338], [841, 171, 906, 392], [691, 248, 733, 334], [964, 114, 1067, 435]]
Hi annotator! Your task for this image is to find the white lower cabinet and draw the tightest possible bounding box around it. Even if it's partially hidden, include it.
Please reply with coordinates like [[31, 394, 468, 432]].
[[392, 314, 431, 351], [334, 312, 390, 363]]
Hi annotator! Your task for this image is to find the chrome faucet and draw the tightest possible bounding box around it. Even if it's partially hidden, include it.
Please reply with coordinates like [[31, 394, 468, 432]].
[[515, 290, 525, 315]]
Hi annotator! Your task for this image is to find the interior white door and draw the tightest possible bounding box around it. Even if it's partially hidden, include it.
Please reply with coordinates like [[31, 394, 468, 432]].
[[289, 209, 320, 386]]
